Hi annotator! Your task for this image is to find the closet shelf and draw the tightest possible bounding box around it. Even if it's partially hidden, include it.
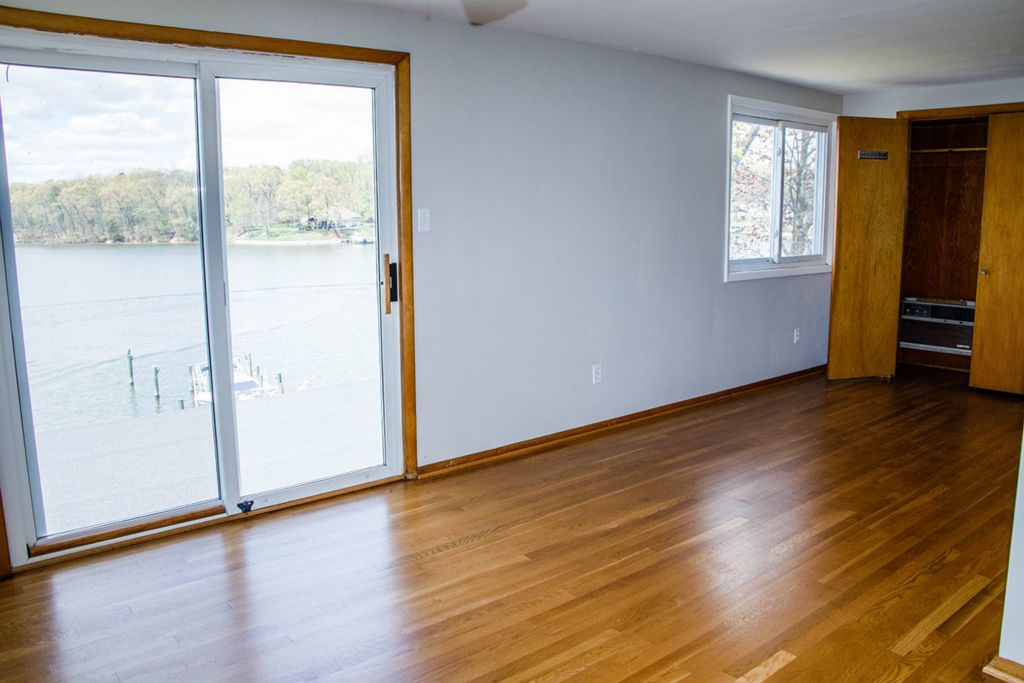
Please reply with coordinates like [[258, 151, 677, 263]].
[[910, 146, 987, 154]]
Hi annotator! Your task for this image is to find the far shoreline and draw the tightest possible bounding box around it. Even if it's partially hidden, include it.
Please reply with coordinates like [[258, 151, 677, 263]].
[[15, 239, 373, 247]]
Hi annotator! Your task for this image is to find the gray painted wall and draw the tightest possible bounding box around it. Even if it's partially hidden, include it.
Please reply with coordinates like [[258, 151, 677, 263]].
[[4, 0, 840, 466], [843, 75, 1024, 117]]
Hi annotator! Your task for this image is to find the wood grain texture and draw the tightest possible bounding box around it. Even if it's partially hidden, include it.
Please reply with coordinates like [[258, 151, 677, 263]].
[[28, 502, 225, 557], [0, 6, 407, 64], [0, 366, 1019, 681], [910, 147, 986, 154], [735, 651, 797, 682], [898, 102, 1024, 121], [985, 656, 1024, 683], [902, 147, 985, 303], [396, 54, 418, 478], [898, 346, 972, 372], [910, 118, 988, 151], [828, 117, 909, 380], [970, 113, 1024, 394], [0, 488, 9, 580]]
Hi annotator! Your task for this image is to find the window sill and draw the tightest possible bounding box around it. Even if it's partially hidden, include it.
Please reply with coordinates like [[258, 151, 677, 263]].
[[726, 262, 832, 282]]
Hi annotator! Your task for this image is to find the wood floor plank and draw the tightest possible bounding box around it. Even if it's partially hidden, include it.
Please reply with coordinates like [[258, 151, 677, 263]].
[[735, 650, 798, 683], [0, 365, 1020, 681]]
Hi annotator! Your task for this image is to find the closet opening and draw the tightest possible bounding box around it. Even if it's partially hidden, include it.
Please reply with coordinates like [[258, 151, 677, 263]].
[[897, 116, 987, 372]]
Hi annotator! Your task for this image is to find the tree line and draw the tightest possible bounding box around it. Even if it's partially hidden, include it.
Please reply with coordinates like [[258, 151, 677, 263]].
[[10, 158, 375, 244]]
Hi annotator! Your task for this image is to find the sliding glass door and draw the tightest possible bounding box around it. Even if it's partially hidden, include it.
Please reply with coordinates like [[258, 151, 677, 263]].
[[217, 75, 389, 500], [0, 47, 402, 561], [0, 65, 219, 536]]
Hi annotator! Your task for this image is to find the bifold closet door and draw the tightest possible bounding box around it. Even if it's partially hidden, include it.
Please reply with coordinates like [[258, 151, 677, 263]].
[[970, 112, 1024, 394], [827, 117, 908, 380]]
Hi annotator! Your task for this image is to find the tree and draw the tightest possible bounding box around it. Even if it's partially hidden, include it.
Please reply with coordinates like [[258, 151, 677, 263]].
[[8, 159, 374, 244], [729, 121, 774, 260], [58, 177, 105, 242], [782, 129, 819, 257], [276, 174, 316, 226], [99, 174, 141, 242]]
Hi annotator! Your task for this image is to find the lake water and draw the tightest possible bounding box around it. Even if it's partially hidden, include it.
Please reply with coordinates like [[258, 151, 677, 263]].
[[11, 243, 385, 534], [15, 243, 380, 429]]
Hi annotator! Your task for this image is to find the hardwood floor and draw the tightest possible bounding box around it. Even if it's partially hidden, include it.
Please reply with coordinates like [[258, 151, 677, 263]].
[[0, 366, 1021, 682]]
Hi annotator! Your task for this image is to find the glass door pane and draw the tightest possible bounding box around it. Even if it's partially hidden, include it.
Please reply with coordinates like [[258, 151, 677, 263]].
[[217, 77, 385, 496], [729, 118, 776, 261], [0, 65, 219, 536], [781, 126, 824, 258]]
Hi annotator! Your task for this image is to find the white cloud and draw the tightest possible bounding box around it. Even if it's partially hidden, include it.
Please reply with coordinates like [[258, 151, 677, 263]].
[[0, 64, 374, 184], [218, 78, 373, 169]]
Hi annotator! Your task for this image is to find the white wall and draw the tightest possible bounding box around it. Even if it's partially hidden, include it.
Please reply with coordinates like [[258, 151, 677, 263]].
[[4, 0, 840, 466], [843, 75, 1024, 117]]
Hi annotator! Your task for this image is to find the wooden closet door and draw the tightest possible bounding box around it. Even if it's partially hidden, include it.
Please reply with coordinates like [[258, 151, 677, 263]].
[[970, 113, 1024, 394], [828, 117, 909, 380]]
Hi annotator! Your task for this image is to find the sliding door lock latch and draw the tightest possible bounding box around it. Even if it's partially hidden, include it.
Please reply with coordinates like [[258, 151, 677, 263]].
[[388, 261, 399, 303], [237, 500, 254, 513]]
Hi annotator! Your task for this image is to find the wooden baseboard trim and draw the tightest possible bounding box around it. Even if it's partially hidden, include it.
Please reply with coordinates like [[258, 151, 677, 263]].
[[16, 474, 405, 572], [984, 656, 1024, 683], [418, 365, 826, 479]]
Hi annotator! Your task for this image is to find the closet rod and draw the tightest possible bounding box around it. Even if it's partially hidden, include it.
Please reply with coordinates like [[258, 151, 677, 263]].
[[910, 147, 987, 154]]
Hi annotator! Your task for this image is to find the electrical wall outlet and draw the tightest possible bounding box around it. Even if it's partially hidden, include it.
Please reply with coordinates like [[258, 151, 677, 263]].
[[592, 363, 602, 384], [793, 327, 801, 344]]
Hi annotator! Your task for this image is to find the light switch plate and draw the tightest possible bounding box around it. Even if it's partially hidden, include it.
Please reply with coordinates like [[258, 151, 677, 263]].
[[417, 208, 431, 233]]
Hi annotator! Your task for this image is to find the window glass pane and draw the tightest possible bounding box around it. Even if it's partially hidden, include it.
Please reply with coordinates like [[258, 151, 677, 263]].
[[781, 127, 821, 258], [217, 78, 384, 496], [729, 119, 775, 261], [0, 65, 219, 536]]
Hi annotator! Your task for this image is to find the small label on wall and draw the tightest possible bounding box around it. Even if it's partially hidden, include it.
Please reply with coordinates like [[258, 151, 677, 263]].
[[857, 150, 889, 160]]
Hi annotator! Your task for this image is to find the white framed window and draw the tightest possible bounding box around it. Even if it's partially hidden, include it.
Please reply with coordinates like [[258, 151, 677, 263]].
[[725, 95, 836, 282]]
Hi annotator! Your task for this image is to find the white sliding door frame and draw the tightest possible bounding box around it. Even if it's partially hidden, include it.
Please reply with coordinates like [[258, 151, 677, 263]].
[[0, 34, 403, 568], [201, 59, 403, 512]]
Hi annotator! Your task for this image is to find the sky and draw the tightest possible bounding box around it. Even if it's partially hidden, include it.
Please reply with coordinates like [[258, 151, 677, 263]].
[[0, 64, 375, 184]]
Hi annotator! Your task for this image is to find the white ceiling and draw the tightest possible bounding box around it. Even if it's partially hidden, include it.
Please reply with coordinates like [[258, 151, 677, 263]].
[[343, 0, 1024, 93]]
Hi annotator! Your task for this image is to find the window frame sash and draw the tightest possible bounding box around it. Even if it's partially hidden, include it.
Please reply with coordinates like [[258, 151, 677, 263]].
[[778, 122, 829, 265], [726, 96, 835, 279]]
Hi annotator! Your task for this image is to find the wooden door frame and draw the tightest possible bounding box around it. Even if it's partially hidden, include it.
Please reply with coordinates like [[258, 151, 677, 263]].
[[897, 102, 1024, 121], [0, 6, 418, 574]]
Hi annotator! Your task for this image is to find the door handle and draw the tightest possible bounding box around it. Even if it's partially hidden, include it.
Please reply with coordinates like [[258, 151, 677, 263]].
[[383, 253, 398, 314], [981, 267, 990, 276]]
